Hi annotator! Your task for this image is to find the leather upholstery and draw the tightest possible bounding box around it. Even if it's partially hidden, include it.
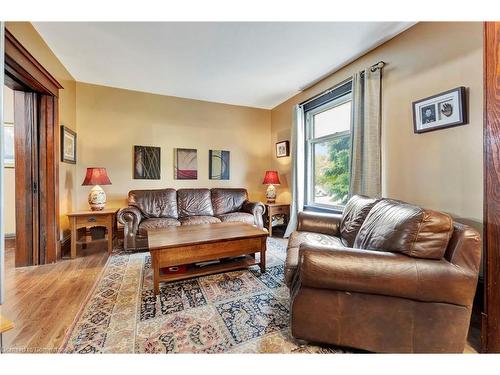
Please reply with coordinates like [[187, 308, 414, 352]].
[[128, 189, 178, 219], [285, 232, 345, 287], [179, 216, 222, 226], [211, 188, 247, 215], [354, 199, 453, 260], [340, 195, 379, 247], [297, 211, 342, 236], [217, 212, 254, 225], [177, 189, 214, 218], [118, 187, 264, 250], [285, 195, 481, 353], [139, 218, 181, 231]]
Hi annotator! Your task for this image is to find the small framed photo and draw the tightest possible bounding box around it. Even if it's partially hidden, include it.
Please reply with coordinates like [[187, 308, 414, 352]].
[[276, 140, 290, 158], [61, 125, 77, 164], [3, 123, 15, 168], [412, 87, 467, 134]]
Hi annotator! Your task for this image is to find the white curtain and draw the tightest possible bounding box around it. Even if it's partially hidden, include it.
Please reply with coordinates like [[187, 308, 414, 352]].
[[349, 67, 382, 198], [0, 22, 5, 304], [284, 105, 305, 238]]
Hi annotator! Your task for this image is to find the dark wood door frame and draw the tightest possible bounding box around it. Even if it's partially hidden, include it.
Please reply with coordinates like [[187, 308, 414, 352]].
[[482, 22, 500, 353], [4, 29, 63, 266]]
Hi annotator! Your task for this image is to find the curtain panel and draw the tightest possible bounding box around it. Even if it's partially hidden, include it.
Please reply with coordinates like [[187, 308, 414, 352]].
[[284, 105, 305, 238], [349, 68, 382, 198]]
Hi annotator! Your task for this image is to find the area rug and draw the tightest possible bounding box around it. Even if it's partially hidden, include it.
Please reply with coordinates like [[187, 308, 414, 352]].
[[61, 237, 348, 353]]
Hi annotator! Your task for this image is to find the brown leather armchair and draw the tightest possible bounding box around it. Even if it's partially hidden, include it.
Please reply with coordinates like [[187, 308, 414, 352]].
[[286, 196, 481, 353]]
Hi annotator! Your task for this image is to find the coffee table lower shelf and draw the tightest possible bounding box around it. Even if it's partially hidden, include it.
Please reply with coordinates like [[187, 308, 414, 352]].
[[158, 256, 259, 284]]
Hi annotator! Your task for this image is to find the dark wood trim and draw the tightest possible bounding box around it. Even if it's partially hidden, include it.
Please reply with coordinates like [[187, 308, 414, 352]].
[[4, 29, 63, 97], [482, 22, 500, 353]]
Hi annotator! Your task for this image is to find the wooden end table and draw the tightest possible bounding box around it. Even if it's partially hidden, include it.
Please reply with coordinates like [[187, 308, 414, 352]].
[[147, 222, 268, 295], [0, 315, 14, 353], [67, 209, 119, 258], [264, 203, 290, 236]]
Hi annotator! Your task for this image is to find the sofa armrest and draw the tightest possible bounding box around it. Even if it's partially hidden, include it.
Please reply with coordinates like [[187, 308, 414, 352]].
[[117, 206, 143, 250], [294, 243, 479, 307], [297, 211, 342, 236], [241, 200, 266, 229]]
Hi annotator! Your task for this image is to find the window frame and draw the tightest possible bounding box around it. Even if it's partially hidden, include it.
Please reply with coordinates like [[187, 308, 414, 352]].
[[304, 86, 353, 213]]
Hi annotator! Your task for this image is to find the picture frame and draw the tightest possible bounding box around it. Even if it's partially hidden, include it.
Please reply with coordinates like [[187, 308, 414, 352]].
[[3, 123, 15, 168], [276, 140, 290, 158], [60, 125, 77, 164], [412, 87, 467, 134], [209, 149, 230, 180], [134, 145, 161, 179], [174, 148, 198, 180]]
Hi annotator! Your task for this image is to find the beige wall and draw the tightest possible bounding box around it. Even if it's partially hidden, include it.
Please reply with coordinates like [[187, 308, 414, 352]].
[[75, 82, 271, 210], [3, 86, 15, 235], [6, 22, 78, 239], [271, 22, 483, 229]]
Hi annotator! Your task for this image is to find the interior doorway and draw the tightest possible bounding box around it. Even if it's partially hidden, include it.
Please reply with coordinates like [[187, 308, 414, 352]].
[[3, 29, 62, 266]]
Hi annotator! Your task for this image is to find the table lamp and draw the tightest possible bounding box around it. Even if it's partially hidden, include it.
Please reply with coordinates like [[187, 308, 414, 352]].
[[262, 170, 280, 203], [82, 167, 112, 211]]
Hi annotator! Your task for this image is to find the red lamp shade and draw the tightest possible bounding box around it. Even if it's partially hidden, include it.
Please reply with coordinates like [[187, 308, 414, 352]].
[[262, 170, 280, 185], [82, 167, 112, 186]]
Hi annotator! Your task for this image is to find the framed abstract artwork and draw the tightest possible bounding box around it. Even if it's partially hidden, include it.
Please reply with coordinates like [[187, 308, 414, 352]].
[[61, 125, 77, 164], [412, 87, 467, 134], [175, 148, 197, 179], [209, 150, 230, 180], [3, 123, 15, 168], [134, 145, 161, 179]]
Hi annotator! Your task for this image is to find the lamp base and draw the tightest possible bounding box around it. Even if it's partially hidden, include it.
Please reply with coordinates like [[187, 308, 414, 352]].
[[88, 185, 106, 211], [266, 184, 277, 204]]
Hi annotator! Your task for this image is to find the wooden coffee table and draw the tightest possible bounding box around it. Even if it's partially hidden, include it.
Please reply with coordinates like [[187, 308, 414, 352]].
[[147, 222, 268, 295]]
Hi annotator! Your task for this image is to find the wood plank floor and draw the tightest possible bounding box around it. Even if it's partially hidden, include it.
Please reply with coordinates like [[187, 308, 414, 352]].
[[0, 238, 481, 353], [1, 239, 109, 353]]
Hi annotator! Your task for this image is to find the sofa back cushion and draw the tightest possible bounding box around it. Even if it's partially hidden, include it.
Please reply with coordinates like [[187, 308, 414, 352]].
[[340, 195, 379, 247], [353, 199, 453, 260], [128, 189, 178, 219], [211, 188, 248, 215], [177, 188, 214, 218]]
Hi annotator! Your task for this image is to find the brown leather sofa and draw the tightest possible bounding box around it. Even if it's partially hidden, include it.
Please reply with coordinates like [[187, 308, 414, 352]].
[[286, 195, 481, 353], [117, 188, 265, 250]]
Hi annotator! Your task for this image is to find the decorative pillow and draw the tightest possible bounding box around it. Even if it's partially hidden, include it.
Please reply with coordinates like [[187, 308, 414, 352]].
[[340, 195, 380, 247], [353, 199, 453, 260]]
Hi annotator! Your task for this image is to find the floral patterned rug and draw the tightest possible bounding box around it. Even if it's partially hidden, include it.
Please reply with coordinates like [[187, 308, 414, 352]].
[[60, 237, 348, 353]]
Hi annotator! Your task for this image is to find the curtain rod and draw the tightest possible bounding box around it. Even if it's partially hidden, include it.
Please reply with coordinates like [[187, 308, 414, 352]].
[[298, 61, 386, 107]]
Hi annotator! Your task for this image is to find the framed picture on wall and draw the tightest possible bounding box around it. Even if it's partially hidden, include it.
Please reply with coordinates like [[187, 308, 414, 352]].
[[3, 123, 15, 168], [61, 125, 77, 164], [412, 87, 467, 134], [276, 140, 290, 158], [174, 148, 198, 180], [134, 145, 161, 179]]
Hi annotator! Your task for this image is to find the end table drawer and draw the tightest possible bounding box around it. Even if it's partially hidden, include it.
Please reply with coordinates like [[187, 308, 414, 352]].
[[271, 206, 289, 215], [76, 215, 110, 227]]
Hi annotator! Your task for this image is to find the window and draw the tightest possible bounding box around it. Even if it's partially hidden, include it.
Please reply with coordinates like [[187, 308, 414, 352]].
[[304, 81, 352, 211]]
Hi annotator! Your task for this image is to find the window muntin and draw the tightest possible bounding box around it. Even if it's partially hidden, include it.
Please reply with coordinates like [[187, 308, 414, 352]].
[[305, 92, 352, 210]]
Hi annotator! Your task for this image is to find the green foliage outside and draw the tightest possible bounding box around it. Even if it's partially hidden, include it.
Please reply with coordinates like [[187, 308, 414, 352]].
[[315, 135, 351, 205]]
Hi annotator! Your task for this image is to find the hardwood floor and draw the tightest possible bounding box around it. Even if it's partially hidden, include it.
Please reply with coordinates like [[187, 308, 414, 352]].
[[1, 238, 109, 353], [0, 237, 482, 353]]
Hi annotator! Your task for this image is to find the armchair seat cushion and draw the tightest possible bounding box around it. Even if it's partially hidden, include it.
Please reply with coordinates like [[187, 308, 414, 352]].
[[179, 216, 222, 226], [285, 231, 345, 286], [139, 217, 181, 231], [217, 212, 254, 225]]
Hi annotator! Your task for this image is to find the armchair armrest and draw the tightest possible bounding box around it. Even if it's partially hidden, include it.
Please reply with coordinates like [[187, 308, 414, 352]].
[[241, 200, 266, 229], [117, 206, 143, 250], [297, 211, 342, 236], [295, 243, 478, 307]]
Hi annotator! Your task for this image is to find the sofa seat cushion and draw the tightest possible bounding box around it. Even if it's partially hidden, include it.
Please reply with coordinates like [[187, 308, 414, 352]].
[[179, 216, 222, 226], [340, 194, 379, 247], [139, 217, 181, 231], [354, 199, 453, 260], [285, 231, 345, 286], [129, 188, 178, 219], [177, 189, 214, 218], [216, 212, 254, 225]]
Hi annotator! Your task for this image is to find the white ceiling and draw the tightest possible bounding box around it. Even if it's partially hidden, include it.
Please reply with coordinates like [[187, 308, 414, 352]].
[[33, 22, 415, 109]]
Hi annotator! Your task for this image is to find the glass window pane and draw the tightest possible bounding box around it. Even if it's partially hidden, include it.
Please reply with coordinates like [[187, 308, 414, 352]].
[[313, 101, 352, 138], [313, 134, 351, 206]]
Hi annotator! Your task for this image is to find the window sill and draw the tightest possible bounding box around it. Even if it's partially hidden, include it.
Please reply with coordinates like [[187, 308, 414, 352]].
[[303, 205, 343, 215]]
